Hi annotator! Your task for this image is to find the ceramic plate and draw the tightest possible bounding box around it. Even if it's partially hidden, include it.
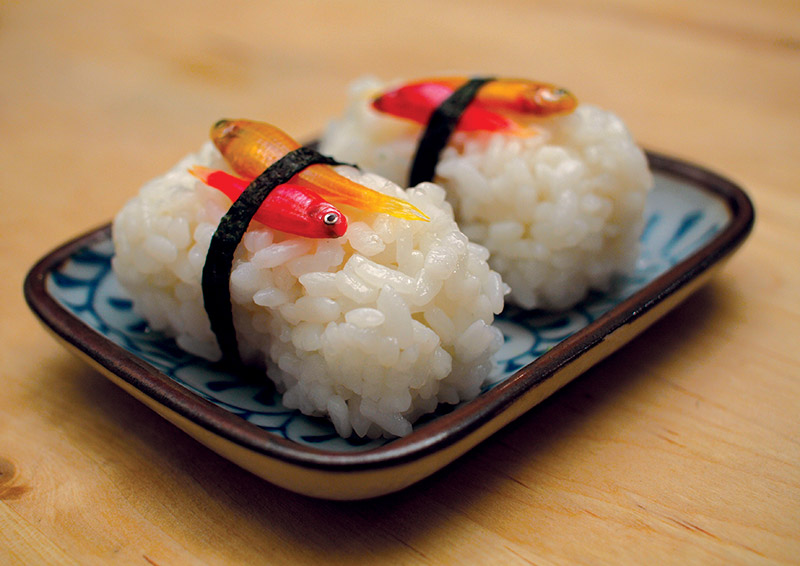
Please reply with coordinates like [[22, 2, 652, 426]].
[[25, 152, 753, 499]]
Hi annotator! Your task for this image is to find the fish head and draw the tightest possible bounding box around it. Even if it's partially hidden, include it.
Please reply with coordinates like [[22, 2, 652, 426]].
[[210, 119, 241, 155], [520, 85, 578, 116], [310, 203, 348, 238]]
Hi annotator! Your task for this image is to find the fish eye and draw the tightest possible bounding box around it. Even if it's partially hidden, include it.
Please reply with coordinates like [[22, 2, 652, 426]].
[[539, 89, 561, 102], [323, 212, 340, 225]]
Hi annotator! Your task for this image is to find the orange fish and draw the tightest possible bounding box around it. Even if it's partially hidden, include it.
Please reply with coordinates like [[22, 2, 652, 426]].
[[211, 120, 429, 222], [372, 76, 577, 132]]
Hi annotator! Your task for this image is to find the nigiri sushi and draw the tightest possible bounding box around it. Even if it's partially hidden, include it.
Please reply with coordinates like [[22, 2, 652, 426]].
[[111, 125, 506, 438], [319, 76, 653, 310]]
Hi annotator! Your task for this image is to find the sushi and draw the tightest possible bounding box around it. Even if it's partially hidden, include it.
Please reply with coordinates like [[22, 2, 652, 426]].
[[319, 76, 654, 310], [112, 121, 506, 438]]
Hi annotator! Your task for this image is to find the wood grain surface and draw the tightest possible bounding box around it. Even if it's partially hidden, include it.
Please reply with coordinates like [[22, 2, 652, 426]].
[[2, 0, 798, 563]]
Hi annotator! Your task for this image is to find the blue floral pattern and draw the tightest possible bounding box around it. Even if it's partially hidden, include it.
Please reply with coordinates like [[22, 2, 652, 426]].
[[45, 173, 730, 452]]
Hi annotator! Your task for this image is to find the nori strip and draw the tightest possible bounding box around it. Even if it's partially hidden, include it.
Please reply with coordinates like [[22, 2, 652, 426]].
[[408, 76, 495, 187], [201, 147, 347, 369]]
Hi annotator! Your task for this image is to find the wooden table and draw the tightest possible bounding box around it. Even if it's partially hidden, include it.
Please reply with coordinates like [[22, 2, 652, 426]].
[[2, 1, 798, 563]]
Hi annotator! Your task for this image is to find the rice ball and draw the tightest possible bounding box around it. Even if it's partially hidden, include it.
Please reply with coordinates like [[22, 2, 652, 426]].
[[112, 142, 506, 438], [319, 76, 653, 310]]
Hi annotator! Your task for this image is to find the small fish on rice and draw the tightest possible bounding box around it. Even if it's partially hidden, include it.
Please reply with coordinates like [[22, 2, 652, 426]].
[[371, 76, 578, 134], [189, 166, 347, 239], [210, 119, 430, 222], [112, 122, 507, 439], [319, 75, 653, 310]]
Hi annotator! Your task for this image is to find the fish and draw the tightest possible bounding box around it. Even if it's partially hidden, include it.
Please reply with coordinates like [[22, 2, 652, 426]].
[[372, 81, 525, 134], [371, 76, 578, 132], [210, 120, 429, 222], [426, 77, 578, 116], [189, 165, 347, 239]]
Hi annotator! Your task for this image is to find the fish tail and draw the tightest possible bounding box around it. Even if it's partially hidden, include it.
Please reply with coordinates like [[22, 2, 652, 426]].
[[188, 165, 213, 183], [369, 195, 431, 222]]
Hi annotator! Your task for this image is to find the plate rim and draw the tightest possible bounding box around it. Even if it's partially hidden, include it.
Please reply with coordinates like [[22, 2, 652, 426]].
[[24, 150, 755, 474]]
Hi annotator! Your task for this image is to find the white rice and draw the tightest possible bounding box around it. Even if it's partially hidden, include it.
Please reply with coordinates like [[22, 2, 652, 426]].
[[319, 76, 653, 310], [112, 142, 506, 438]]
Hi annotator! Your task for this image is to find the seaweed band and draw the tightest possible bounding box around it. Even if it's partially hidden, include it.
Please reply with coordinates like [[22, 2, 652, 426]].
[[408, 76, 496, 186], [202, 147, 348, 368]]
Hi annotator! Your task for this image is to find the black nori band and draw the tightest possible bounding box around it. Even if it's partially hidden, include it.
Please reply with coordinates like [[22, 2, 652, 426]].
[[201, 147, 347, 368], [408, 76, 495, 187]]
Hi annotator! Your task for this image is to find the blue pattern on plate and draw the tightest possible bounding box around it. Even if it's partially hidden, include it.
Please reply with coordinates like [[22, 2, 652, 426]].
[[45, 175, 730, 452]]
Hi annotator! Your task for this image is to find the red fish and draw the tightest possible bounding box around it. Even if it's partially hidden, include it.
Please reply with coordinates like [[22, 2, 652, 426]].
[[372, 81, 524, 134], [190, 166, 348, 239], [210, 120, 429, 222], [372, 77, 578, 133]]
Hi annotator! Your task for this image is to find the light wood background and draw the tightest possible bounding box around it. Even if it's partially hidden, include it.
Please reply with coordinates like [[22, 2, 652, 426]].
[[2, 1, 799, 563]]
